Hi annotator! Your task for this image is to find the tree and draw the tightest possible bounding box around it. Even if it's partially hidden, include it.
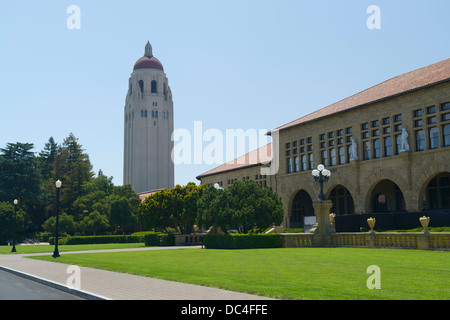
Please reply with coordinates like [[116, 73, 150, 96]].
[[171, 183, 207, 234], [137, 183, 207, 234], [54, 133, 94, 214], [78, 211, 109, 235], [42, 212, 77, 236], [137, 188, 175, 233], [197, 180, 284, 234], [110, 197, 136, 233], [0, 201, 25, 244], [0, 142, 42, 204], [197, 185, 233, 234]]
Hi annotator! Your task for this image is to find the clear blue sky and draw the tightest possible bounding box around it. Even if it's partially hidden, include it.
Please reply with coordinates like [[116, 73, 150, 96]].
[[1, 0, 449, 187]]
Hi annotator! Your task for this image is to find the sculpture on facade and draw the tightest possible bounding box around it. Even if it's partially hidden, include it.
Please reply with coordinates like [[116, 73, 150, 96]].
[[400, 128, 410, 152]]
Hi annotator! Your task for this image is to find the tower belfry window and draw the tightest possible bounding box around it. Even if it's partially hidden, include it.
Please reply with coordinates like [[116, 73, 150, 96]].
[[139, 80, 144, 95], [151, 80, 157, 93]]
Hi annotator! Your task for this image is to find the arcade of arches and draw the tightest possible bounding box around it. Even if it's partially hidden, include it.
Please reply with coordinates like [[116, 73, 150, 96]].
[[287, 172, 449, 228]]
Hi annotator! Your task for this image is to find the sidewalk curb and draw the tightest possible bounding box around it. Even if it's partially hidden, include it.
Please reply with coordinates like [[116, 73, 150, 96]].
[[0, 265, 111, 300]]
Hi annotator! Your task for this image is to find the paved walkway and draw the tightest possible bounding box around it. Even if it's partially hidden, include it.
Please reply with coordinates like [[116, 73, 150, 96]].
[[0, 246, 273, 300]]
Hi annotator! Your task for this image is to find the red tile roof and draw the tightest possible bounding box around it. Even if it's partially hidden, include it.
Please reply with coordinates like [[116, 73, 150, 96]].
[[196, 58, 450, 179], [271, 58, 450, 133], [196, 143, 272, 179]]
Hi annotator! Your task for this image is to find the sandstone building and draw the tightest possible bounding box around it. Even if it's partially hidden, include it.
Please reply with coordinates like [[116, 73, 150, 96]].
[[197, 59, 450, 230]]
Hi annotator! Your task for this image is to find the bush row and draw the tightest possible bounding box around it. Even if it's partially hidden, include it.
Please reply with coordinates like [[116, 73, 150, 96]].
[[49, 235, 144, 245], [143, 233, 175, 246], [203, 233, 281, 249]]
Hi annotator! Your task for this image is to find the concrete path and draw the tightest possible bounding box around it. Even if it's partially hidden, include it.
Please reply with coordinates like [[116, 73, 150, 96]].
[[0, 246, 273, 300]]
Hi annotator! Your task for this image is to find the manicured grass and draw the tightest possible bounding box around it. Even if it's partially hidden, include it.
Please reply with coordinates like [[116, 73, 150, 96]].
[[0, 243, 146, 255], [29, 247, 449, 300]]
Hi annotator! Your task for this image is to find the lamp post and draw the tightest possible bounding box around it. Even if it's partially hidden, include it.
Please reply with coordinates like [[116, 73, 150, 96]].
[[312, 164, 331, 200], [11, 199, 18, 253], [53, 180, 62, 258]]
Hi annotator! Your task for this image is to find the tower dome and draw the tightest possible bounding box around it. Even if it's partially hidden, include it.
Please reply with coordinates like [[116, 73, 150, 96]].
[[133, 41, 164, 71]]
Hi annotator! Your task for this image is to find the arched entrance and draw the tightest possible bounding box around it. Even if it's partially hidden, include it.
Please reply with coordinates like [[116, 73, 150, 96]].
[[370, 180, 405, 213], [423, 172, 450, 210], [290, 190, 314, 228], [328, 185, 354, 215]]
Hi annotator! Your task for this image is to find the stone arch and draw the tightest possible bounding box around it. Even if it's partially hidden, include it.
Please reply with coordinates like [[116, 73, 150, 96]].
[[414, 162, 450, 211], [366, 179, 406, 213], [419, 171, 450, 211], [288, 188, 315, 228], [327, 184, 355, 215], [361, 169, 409, 213]]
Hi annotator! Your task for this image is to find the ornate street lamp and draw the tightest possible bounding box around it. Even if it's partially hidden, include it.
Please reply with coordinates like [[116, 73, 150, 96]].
[[53, 180, 62, 258], [312, 164, 331, 201], [11, 199, 18, 253]]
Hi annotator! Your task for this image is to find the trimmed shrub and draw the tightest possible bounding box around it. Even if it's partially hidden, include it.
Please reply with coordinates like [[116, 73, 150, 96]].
[[143, 232, 175, 247], [49, 235, 144, 245], [203, 234, 281, 249]]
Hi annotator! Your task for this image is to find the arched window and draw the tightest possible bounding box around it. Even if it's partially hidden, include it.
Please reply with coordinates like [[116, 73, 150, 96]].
[[139, 80, 144, 95], [151, 80, 157, 93]]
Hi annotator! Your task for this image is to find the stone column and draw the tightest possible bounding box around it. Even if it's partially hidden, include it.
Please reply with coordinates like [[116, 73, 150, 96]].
[[310, 200, 335, 247]]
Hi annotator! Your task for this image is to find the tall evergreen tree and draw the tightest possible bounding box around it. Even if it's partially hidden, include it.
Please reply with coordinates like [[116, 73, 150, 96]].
[[54, 133, 94, 214]]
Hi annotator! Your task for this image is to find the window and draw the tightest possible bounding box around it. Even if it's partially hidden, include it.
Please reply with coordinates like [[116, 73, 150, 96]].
[[294, 156, 299, 172], [287, 158, 293, 173], [321, 150, 328, 166], [428, 127, 439, 149], [415, 129, 425, 151], [441, 102, 450, 111], [338, 146, 345, 164], [395, 134, 402, 155], [384, 136, 393, 157], [414, 109, 423, 117], [394, 114, 402, 122], [363, 141, 371, 160], [372, 120, 379, 128], [309, 153, 314, 169], [361, 123, 369, 130], [382, 117, 390, 125], [373, 139, 381, 158], [139, 80, 144, 94], [301, 155, 307, 171], [443, 124, 450, 147], [151, 80, 157, 93], [427, 106, 436, 114], [330, 148, 336, 166]]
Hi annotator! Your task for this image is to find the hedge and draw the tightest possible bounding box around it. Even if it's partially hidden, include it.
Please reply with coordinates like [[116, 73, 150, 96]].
[[203, 233, 281, 249], [144, 233, 175, 246], [49, 235, 144, 245]]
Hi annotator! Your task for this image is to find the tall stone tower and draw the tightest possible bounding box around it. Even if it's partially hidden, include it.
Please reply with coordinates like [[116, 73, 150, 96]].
[[123, 42, 174, 193]]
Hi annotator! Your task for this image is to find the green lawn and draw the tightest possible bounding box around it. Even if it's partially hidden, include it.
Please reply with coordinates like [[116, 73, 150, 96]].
[[29, 247, 449, 300], [0, 243, 146, 255]]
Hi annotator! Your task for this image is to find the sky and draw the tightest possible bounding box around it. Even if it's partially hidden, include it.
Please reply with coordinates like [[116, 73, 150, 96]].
[[1, 0, 449, 187]]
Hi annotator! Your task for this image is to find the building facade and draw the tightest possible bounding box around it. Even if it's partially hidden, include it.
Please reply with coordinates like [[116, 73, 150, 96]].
[[124, 42, 174, 194], [197, 59, 450, 229]]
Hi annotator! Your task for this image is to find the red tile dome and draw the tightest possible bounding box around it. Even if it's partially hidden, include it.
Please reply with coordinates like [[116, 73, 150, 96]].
[[133, 41, 164, 71], [133, 56, 164, 71]]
